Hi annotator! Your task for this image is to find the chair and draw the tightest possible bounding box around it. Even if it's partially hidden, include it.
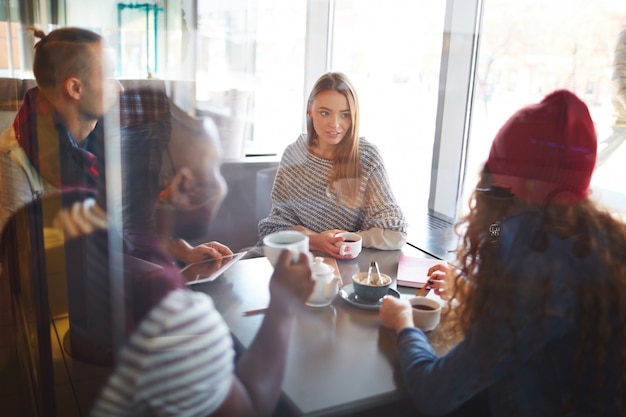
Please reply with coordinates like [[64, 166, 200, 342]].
[[256, 165, 278, 222]]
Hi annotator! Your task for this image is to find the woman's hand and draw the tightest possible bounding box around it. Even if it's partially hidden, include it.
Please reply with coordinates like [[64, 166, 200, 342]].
[[289, 226, 349, 258], [379, 296, 414, 334], [427, 263, 451, 297]]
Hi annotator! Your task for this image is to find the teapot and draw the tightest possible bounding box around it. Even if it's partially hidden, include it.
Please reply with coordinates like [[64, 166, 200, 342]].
[[306, 257, 340, 307]]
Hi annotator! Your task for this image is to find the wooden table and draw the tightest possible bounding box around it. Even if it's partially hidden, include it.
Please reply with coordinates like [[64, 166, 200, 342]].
[[189, 245, 441, 417]]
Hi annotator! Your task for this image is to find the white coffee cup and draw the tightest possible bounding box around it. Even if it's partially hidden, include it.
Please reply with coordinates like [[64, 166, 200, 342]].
[[409, 296, 442, 331], [334, 232, 362, 258], [263, 230, 309, 267]]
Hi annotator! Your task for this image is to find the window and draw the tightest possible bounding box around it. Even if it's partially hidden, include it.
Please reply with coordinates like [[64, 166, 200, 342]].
[[331, 0, 446, 229], [0, 0, 22, 78], [464, 0, 626, 216], [196, 0, 307, 158], [117, 2, 165, 79]]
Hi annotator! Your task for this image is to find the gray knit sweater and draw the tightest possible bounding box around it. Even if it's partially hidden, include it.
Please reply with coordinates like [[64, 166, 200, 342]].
[[258, 134, 407, 249]]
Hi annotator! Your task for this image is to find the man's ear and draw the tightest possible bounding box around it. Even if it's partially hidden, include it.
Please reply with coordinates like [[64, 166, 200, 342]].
[[169, 167, 196, 208], [64, 77, 82, 100]]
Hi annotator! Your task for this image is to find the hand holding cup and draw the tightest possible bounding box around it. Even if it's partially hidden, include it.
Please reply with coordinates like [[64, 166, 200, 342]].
[[269, 250, 315, 312], [334, 232, 362, 258], [264, 230, 309, 267], [380, 296, 414, 334]]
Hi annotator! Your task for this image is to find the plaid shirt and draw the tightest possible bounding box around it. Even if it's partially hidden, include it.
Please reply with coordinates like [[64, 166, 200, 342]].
[[119, 80, 171, 127]]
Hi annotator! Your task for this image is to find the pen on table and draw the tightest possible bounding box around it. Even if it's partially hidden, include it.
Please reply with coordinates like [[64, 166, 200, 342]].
[[416, 279, 434, 297], [242, 308, 268, 317]]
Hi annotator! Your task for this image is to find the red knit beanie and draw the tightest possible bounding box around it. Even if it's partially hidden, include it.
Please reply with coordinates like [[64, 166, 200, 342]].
[[486, 89, 597, 204]]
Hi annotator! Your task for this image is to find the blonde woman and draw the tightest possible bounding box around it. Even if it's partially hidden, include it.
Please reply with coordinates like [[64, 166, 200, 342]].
[[258, 72, 407, 258]]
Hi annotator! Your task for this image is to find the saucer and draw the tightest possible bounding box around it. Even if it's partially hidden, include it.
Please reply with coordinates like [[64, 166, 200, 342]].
[[306, 298, 334, 308], [339, 284, 400, 310]]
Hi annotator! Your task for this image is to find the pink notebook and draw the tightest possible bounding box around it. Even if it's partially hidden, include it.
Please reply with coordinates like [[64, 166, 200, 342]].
[[396, 255, 446, 288]]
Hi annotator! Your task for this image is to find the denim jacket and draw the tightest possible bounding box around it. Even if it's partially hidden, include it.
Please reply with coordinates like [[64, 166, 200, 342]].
[[396, 213, 621, 416]]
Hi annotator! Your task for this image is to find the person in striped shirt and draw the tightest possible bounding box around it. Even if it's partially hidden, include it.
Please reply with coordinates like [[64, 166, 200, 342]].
[[47, 100, 315, 416], [258, 72, 407, 258]]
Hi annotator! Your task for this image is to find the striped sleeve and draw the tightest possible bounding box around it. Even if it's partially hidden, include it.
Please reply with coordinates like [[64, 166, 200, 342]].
[[358, 142, 407, 233], [91, 289, 235, 417]]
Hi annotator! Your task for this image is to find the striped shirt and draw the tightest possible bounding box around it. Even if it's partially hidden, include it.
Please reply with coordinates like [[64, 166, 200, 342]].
[[90, 289, 235, 417], [258, 134, 407, 246]]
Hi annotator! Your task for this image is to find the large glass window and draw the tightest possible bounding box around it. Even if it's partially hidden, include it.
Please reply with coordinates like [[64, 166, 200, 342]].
[[465, 0, 626, 216], [332, 0, 446, 230], [116, 2, 166, 79], [0, 0, 23, 78], [16, 0, 626, 228], [196, 0, 307, 158]]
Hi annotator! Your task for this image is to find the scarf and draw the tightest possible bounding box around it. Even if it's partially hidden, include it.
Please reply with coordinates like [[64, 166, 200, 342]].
[[12, 87, 101, 189]]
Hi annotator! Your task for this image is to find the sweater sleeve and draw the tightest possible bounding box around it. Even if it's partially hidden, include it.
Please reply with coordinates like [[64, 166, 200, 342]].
[[359, 142, 408, 241], [395, 298, 570, 416], [395, 327, 495, 416], [359, 227, 407, 249]]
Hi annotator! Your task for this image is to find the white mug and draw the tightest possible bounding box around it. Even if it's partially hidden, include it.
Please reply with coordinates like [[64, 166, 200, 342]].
[[263, 230, 309, 267], [334, 232, 362, 258], [409, 296, 442, 331]]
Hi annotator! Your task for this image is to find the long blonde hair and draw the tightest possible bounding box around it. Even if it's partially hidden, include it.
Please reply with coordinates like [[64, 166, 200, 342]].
[[306, 72, 361, 207]]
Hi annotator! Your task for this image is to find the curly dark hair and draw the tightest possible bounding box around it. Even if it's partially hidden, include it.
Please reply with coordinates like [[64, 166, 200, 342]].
[[441, 166, 626, 416]]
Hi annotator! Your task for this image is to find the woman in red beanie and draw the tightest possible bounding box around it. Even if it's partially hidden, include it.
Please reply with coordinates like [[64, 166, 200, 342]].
[[380, 90, 626, 416]]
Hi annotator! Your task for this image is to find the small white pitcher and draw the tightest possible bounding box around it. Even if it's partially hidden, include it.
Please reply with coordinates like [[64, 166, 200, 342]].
[[306, 257, 340, 307]]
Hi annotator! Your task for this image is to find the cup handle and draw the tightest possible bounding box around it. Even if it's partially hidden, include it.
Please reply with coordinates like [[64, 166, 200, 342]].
[[339, 245, 347, 256]]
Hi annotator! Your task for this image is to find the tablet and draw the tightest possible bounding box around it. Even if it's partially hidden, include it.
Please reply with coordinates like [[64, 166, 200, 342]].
[[180, 251, 247, 285]]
